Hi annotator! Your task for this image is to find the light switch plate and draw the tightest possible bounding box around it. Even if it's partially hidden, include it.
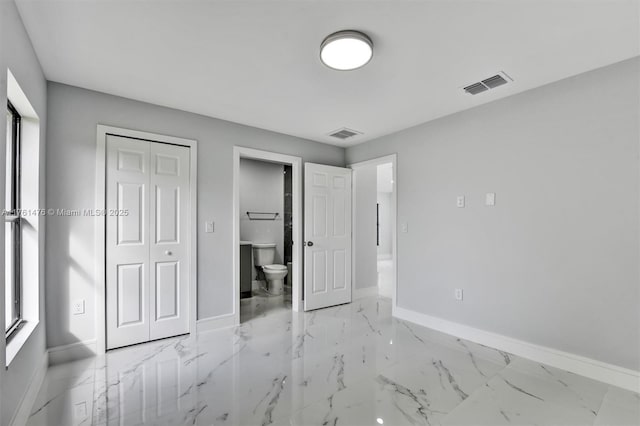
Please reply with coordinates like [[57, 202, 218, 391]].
[[485, 193, 496, 206], [456, 196, 465, 208], [400, 223, 408, 233], [205, 221, 214, 233]]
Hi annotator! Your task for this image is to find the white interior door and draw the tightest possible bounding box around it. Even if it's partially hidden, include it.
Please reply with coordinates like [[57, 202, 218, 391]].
[[304, 163, 352, 311], [106, 135, 190, 350], [149, 142, 190, 341], [106, 136, 150, 349]]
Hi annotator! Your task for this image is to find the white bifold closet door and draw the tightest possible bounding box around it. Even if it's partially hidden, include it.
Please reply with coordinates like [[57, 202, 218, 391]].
[[304, 163, 352, 311], [106, 135, 190, 350]]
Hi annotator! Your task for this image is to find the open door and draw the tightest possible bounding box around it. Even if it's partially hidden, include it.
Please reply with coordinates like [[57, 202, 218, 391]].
[[304, 163, 352, 311]]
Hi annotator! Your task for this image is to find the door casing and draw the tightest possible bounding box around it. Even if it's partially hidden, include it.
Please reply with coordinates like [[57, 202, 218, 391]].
[[95, 125, 198, 354], [232, 147, 303, 322]]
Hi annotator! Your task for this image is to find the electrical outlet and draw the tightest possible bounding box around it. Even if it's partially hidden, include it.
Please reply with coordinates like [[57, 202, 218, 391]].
[[485, 193, 496, 206], [456, 196, 465, 208], [205, 221, 214, 233], [454, 288, 463, 301], [72, 299, 85, 315]]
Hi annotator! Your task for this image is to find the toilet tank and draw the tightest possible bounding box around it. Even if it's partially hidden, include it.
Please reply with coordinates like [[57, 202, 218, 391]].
[[252, 243, 276, 266]]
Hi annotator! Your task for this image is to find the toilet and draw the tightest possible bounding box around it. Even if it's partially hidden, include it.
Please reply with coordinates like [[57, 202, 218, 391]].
[[252, 243, 288, 295]]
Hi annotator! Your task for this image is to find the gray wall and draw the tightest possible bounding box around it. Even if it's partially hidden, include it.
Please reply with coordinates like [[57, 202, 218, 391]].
[[346, 58, 640, 370], [353, 165, 378, 289], [46, 82, 344, 349], [0, 1, 48, 424]]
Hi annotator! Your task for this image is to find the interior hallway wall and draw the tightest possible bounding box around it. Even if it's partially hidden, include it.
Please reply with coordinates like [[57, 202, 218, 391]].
[[377, 192, 392, 259], [45, 82, 344, 350], [0, 1, 48, 424], [345, 57, 640, 370]]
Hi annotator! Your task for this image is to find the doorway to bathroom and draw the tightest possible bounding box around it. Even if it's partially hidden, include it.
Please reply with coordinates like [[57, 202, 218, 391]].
[[350, 154, 397, 307], [232, 147, 303, 324]]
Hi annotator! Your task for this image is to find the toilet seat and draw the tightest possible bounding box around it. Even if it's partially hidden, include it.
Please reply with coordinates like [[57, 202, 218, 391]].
[[263, 264, 287, 271]]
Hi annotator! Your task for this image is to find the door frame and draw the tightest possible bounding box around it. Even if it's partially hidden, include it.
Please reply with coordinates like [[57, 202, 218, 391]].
[[348, 154, 398, 313], [232, 147, 303, 322], [95, 125, 198, 354]]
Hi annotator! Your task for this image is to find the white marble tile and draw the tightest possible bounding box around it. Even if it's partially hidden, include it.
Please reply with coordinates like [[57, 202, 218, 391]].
[[289, 378, 438, 426], [26, 295, 631, 426], [441, 358, 611, 426], [505, 357, 610, 414], [27, 359, 99, 426], [594, 386, 640, 426]]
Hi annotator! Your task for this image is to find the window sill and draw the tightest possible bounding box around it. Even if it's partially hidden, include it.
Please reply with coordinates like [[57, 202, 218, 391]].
[[6, 320, 38, 367]]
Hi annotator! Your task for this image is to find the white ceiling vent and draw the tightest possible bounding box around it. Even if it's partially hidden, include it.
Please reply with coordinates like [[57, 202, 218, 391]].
[[328, 127, 362, 140], [463, 71, 512, 95]]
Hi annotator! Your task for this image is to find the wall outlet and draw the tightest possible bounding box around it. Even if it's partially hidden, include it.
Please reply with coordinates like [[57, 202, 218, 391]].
[[454, 288, 463, 301], [485, 193, 496, 206], [456, 196, 465, 208], [205, 221, 214, 233], [400, 223, 408, 233], [72, 299, 85, 315]]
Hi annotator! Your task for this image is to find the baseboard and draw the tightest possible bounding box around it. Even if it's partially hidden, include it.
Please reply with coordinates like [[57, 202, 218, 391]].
[[10, 350, 48, 426], [353, 286, 378, 300], [394, 306, 640, 392], [197, 314, 236, 333], [48, 339, 97, 366]]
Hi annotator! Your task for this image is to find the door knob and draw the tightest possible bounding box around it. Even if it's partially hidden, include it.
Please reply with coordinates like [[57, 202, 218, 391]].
[[165, 250, 172, 255], [307, 241, 314, 247]]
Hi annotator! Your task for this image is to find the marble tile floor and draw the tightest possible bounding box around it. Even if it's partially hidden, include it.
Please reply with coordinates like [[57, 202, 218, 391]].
[[240, 288, 292, 324], [27, 296, 639, 426]]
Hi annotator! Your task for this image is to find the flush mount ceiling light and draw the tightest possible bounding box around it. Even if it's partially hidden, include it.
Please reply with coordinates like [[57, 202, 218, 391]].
[[320, 30, 373, 71]]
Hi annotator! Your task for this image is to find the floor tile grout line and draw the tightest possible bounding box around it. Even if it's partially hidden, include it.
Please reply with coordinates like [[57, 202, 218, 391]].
[[590, 385, 612, 425], [438, 354, 514, 423]]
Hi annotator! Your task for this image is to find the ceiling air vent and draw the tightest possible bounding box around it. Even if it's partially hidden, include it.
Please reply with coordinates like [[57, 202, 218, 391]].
[[463, 71, 512, 95], [463, 82, 488, 95], [328, 127, 362, 140]]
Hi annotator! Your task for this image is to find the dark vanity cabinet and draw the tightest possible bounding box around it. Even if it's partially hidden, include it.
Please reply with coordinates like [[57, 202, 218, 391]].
[[240, 242, 252, 298]]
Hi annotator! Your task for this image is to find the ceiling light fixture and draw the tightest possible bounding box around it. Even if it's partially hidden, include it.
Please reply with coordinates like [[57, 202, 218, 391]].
[[320, 30, 373, 71]]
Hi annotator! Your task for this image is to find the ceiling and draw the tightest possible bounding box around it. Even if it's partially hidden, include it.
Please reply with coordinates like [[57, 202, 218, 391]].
[[15, 0, 640, 147]]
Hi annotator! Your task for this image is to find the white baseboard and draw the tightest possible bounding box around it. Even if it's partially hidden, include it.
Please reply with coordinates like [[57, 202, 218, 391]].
[[394, 306, 640, 393], [353, 286, 378, 300], [48, 339, 97, 366], [11, 351, 48, 426], [197, 314, 236, 333]]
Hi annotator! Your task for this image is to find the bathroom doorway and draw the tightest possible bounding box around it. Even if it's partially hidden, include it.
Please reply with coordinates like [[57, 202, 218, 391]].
[[350, 154, 397, 307], [232, 147, 303, 324]]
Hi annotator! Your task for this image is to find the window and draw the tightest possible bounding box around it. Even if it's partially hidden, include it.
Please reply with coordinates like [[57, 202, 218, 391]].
[[5, 101, 22, 338]]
